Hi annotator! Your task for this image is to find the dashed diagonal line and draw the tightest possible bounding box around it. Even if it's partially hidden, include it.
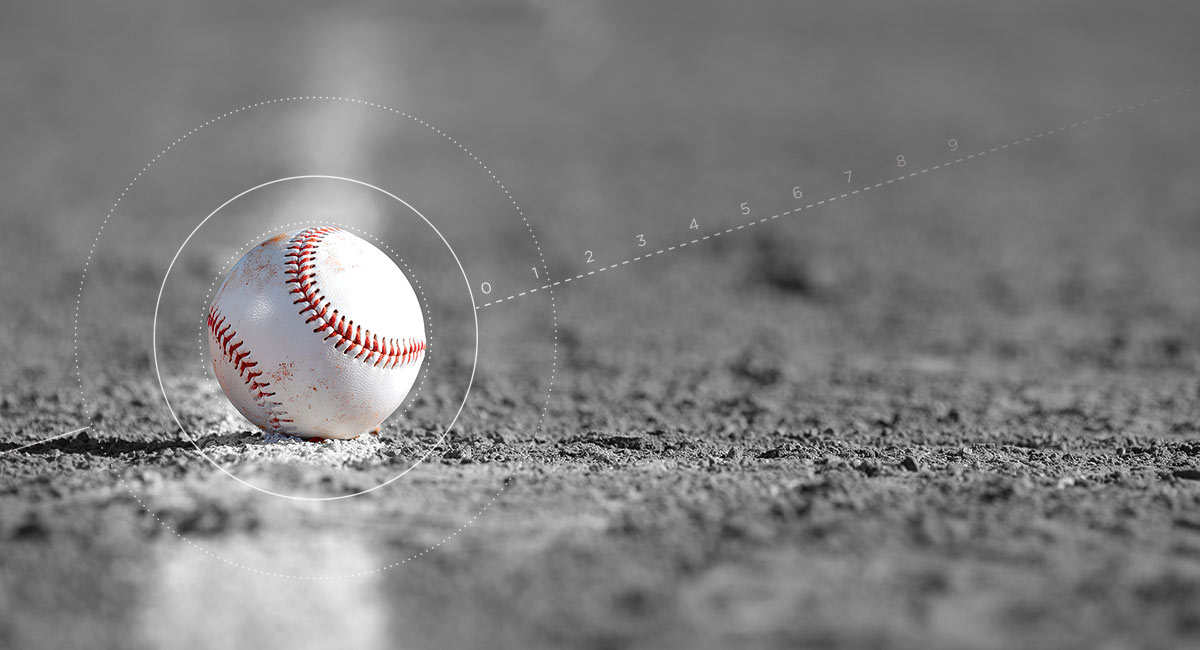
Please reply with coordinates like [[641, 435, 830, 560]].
[[476, 85, 1198, 310], [1, 427, 89, 457]]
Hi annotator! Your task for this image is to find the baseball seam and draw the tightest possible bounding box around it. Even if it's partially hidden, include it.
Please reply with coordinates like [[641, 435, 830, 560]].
[[207, 306, 295, 433], [285, 227, 427, 369]]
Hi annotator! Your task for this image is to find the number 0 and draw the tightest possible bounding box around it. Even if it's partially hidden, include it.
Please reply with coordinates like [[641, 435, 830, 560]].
[[481, 282, 492, 295]]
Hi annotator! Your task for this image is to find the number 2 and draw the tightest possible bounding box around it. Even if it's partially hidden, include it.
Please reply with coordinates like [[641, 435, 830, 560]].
[[585, 250, 594, 263]]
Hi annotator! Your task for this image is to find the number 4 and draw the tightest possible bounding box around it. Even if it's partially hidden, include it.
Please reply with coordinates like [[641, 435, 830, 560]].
[[689, 219, 699, 230]]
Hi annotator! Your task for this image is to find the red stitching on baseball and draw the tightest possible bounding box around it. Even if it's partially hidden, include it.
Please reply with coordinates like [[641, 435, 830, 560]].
[[207, 305, 295, 432], [284, 227, 427, 369]]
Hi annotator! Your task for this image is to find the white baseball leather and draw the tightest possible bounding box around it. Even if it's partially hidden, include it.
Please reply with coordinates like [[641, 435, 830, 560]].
[[208, 227, 425, 440]]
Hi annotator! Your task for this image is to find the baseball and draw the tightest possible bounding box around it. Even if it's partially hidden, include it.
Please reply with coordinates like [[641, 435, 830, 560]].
[[207, 226, 426, 440]]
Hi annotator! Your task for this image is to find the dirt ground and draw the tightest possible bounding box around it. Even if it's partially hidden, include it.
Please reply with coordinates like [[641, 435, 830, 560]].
[[3, 2, 1200, 649]]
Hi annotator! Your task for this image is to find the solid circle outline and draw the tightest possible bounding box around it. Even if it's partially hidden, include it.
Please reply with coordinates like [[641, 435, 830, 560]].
[[72, 95, 559, 578], [151, 174, 479, 501]]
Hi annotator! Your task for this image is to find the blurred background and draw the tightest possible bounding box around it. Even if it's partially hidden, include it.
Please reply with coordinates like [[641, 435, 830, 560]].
[[2, 1, 1200, 648], [4, 0, 1200, 380]]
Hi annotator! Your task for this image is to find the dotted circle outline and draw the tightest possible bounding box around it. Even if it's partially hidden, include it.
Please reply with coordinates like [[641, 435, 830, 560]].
[[72, 97, 559, 579], [175, 218, 441, 497]]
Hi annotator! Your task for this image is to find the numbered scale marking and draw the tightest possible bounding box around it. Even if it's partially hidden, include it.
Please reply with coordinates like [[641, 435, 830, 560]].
[[476, 85, 1198, 310]]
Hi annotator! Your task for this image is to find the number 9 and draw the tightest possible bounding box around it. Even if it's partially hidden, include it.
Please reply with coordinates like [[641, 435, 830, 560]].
[[948, 138, 958, 152]]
